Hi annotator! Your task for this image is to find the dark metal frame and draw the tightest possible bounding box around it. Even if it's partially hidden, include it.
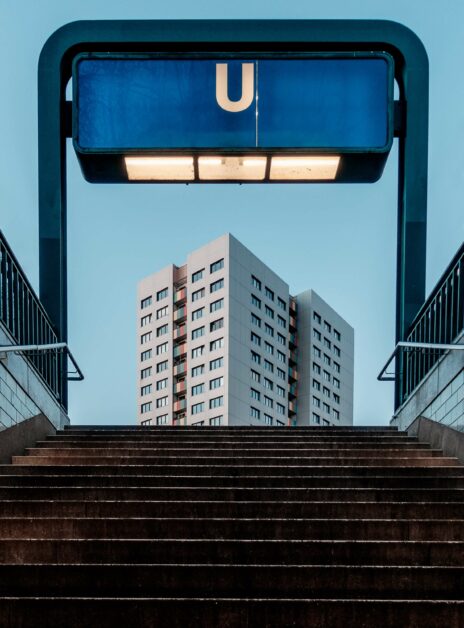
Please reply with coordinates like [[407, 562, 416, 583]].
[[38, 20, 429, 409]]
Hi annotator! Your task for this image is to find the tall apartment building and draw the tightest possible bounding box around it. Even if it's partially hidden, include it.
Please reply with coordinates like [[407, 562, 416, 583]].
[[137, 234, 354, 427]]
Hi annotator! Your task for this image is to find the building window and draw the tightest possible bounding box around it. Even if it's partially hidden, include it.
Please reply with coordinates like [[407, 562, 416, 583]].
[[313, 346, 321, 358], [333, 409, 340, 420], [313, 329, 321, 341], [264, 396, 273, 408], [264, 377, 273, 390], [324, 321, 331, 333], [277, 368, 285, 380], [277, 315, 286, 329], [192, 345, 204, 359], [157, 287, 168, 301], [192, 288, 205, 302], [156, 396, 168, 408], [141, 314, 152, 327], [210, 416, 222, 426], [277, 385, 285, 397], [265, 305, 274, 319], [324, 337, 331, 350], [156, 305, 168, 319], [156, 378, 168, 391], [313, 363, 321, 375], [334, 345, 341, 357], [251, 369, 261, 383], [192, 326, 205, 340], [210, 278, 224, 293], [141, 418, 153, 426], [312, 378, 321, 391], [264, 323, 274, 337], [192, 383, 205, 396], [251, 351, 261, 365], [251, 332, 261, 347], [277, 297, 286, 311], [323, 402, 331, 414], [323, 419, 330, 426], [141, 367, 152, 379], [333, 393, 340, 404], [210, 356, 224, 370], [313, 312, 321, 324], [141, 332, 152, 344], [334, 329, 341, 341], [313, 396, 321, 408], [141, 384, 152, 396], [323, 354, 331, 366], [276, 420, 285, 426], [334, 361, 341, 373], [141, 402, 152, 414], [210, 298, 224, 313], [192, 269, 204, 283], [156, 414, 168, 425], [251, 388, 260, 401], [276, 403, 285, 415], [141, 349, 152, 362], [156, 360, 168, 373], [210, 318, 224, 332], [277, 333, 286, 346], [264, 341, 274, 355], [251, 313, 261, 328], [333, 377, 340, 389], [312, 412, 320, 424], [265, 287, 274, 301], [210, 258, 224, 273], [264, 414, 273, 425], [251, 294, 262, 309], [210, 337, 224, 351], [141, 296, 152, 309], [323, 386, 330, 397], [323, 370, 331, 382], [251, 275, 262, 290], [192, 307, 204, 321], [277, 350, 286, 363], [192, 364, 205, 377], [264, 359, 274, 373], [210, 396, 223, 409], [156, 342, 168, 355], [157, 324, 168, 337], [192, 402, 205, 415], [210, 376, 223, 390], [250, 407, 260, 419]]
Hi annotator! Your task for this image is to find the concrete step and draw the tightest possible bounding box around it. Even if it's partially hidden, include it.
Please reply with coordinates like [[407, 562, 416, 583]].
[[0, 564, 463, 598], [0, 517, 462, 540], [0, 485, 463, 502], [60, 426, 400, 433], [0, 538, 462, 566], [11, 455, 460, 467], [0, 598, 461, 628]]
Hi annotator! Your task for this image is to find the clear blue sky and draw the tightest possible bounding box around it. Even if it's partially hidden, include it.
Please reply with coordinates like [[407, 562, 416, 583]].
[[1, 0, 463, 425]]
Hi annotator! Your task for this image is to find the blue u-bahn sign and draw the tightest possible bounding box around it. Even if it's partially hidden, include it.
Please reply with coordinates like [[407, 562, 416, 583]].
[[73, 53, 394, 183]]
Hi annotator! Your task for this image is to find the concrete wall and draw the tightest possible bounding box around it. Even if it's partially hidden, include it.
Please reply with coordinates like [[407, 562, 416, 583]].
[[407, 416, 464, 464], [0, 413, 56, 464], [391, 332, 464, 431], [0, 324, 69, 430]]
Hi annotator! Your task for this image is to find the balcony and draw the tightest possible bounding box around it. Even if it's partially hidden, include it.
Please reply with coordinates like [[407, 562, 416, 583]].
[[289, 332, 297, 347], [174, 287, 187, 303], [174, 380, 186, 395], [174, 306, 186, 322], [288, 367, 298, 382], [289, 383, 297, 397], [289, 400, 297, 414], [174, 325, 186, 341], [174, 362, 186, 376], [289, 350, 297, 364], [174, 398, 186, 412], [173, 343, 187, 358], [289, 315, 297, 329]]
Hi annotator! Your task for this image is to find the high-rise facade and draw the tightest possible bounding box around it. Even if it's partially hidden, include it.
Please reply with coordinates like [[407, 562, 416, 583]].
[[137, 234, 353, 427]]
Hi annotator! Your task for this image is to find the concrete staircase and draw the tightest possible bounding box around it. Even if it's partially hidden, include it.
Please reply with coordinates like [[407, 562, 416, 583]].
[[0, 425, 463, 627]]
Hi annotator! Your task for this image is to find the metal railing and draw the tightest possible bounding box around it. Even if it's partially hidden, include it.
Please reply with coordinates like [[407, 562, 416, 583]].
[[381, 241, 464, 407], [0, 231, 82, 406]]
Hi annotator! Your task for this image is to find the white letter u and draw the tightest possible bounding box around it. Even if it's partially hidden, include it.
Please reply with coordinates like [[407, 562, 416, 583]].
[[216, 63, 254, 113]]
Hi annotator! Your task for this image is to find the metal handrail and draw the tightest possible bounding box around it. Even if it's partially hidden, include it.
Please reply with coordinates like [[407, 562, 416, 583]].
[[0, 342, 84, 382], [378, 341, 464, 382]]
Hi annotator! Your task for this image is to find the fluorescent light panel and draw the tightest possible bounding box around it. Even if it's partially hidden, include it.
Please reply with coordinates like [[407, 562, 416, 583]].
[[198, 156, 266, 180], [125, 156, 194, 180], [270, 155, 340, 180]]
